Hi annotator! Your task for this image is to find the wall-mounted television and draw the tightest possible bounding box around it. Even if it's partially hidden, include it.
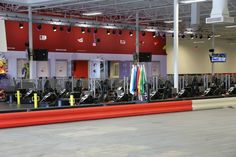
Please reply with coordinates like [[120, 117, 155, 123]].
[[209, 53, 226, 63], [28, 49, 48, 61]]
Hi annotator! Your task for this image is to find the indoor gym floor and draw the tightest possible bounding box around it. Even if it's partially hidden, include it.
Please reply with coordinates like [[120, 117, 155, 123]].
[[0, 108, 236, 157]]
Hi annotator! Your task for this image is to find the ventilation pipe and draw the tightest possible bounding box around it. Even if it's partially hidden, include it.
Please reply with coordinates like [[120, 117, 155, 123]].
[[206, 0, 234, 24]]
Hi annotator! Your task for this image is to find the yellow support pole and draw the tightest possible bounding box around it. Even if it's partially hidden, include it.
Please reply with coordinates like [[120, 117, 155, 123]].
[[69, 94, 75, 106], [33, 93, 39, 109], [16, 90, 21, 108]]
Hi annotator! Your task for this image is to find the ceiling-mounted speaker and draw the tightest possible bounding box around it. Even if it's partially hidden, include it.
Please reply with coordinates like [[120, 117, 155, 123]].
[[209, 49, 215, 53]]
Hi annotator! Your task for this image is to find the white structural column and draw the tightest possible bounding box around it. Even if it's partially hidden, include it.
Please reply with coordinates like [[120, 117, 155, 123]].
[[28, 6, 34, 79], [211, 24, 215, 75], [173, 0, 179, 91], [136, 12, 139, 61]]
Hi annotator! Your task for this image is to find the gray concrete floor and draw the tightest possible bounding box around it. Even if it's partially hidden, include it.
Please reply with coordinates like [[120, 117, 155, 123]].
[[0, 108, 236, 157]]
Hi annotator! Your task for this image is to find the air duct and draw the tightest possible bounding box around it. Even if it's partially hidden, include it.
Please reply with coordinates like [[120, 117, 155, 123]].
[[206, 0, 234, 24]]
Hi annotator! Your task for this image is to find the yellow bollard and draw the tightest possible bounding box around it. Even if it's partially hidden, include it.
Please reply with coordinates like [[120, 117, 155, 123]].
[[32, 93, 39, 109], [16, 90, 21, 108], [69, 94, 75, 106]]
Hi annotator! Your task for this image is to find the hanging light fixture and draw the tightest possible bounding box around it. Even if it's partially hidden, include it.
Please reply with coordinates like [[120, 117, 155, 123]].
[[107, 29, 111, 35], [67, 26, 72, 33], [19, 23, 24, 29], [142, 31, 146, 36], [60, 26, 64, 31], [37, 24, 42, 30], [53, 25, 57, 32], [94, 28, 98, 34], [129, 31, 133, 36], [153, 32, 156, 38], [199, 34, 203, 39], [81, 28, 85, 34], [190, 34, 194, 39], [87, 28, 91, 33]]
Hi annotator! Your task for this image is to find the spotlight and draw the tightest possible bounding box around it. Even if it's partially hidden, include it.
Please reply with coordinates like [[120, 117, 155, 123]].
[[19, 23, 24, 29], [112, 29, 116, 35], [118, 30, 122, 35], [60, 26, 64, 31], [162, 33, 166, 38], [94, 28, 98, 34], [153, 32, 156, 38], [67, 26, 71, 33], [53, 25, 57, 32], [129, 31, 133, 36], [81, 28, 85, 34], [190, 34, 194, 39], [87, 28, 91, 33], [199, 34, 203, 39], [142, 31, 146, 36], [172, 34, 174, 38], [208, 35, 211, 40], [37, 24, 42, 30], [181, 34, 185, 38], [195, 34, 198, 38], [107, 29, 111, 35]]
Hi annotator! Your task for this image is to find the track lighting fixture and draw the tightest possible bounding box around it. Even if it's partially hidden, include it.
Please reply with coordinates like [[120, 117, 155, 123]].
[[112, 29, 116, 35], [19, 23, 24, 29], [199, 34, 203, 39], [94, 28, 98, 34], [208, 35, 211, 40], [53, 25, 57, 32], [153, 32, 156, 38], [81, 28, 85, 34], [162, 33, 166, 38], [129, 31, 133, 36], [181, 34, 185, 38], [60, 26, 64, 31], [87, 28, 91, 33], [118, 30, 122, 35], [142, 31, 146, 36], [107, 29, 111, 35], [67, 26, 71, 32], [37, 24, 42, 30], [190, 34, 194, 39]]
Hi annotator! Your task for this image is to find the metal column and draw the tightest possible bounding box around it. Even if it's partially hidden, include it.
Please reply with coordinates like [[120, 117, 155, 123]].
[[211, 24, 215, 75], [28, 6, 34, 79], [173, 0, 179, 92], [136, 12, 139, 62]]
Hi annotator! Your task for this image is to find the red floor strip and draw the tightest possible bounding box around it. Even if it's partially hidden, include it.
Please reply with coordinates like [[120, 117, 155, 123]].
[[0, 100, 192, 129]]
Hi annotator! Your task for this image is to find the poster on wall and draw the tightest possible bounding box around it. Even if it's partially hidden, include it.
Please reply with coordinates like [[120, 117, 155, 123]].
[[17, 59, 29, 79], [0, 53, 8, 79], [151, 61, 161, 76], [110, 61, 120, 78], [89, 60, 100, 78], [119, 61, 131, 78], [55, 60, 68, 77], [37, 61, 50, 78]]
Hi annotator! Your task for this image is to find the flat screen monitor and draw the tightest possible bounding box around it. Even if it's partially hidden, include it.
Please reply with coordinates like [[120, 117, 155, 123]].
[[209, 53, 226, 63], [138, 53, 152, 62], [28, 49, 48, 61]]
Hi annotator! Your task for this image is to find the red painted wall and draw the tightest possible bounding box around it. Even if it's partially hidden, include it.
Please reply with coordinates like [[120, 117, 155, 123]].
[[5, 20, 166, 55], [73, 60, 89, 78]]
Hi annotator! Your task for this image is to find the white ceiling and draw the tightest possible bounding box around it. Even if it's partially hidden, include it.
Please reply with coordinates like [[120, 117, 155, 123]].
[[1, 0, 236, 39]]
